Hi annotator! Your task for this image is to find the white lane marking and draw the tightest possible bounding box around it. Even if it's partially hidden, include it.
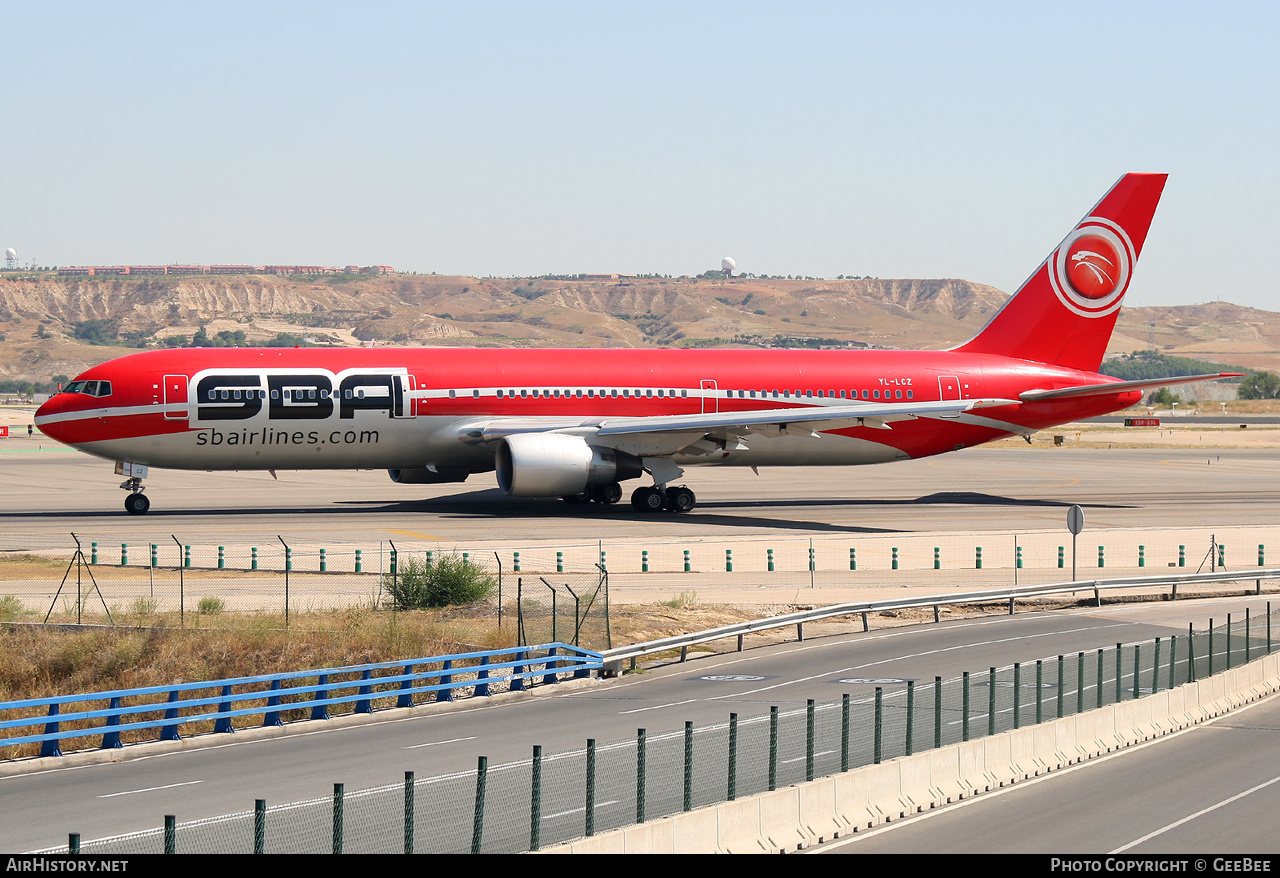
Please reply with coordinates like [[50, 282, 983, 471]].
[[618, 698, 698, 715], [1108, 772, 1280, 853], [98, 780, 204, 798], [402, 736, 476, 749], [545, 800, 621, 820]]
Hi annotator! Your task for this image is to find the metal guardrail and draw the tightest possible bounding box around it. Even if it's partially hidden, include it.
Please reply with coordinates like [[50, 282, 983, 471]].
[[600, 568, 1280, 669], [1, 643, 602, 758]]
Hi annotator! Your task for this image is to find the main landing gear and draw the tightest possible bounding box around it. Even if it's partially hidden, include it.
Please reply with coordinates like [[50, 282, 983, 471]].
[[631, 485, 696, 514]]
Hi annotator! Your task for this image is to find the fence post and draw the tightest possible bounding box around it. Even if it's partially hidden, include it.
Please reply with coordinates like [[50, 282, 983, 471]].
[[214, 685, 234, 733], [164, 815, 175, 855], [530, 745, 542, 851], [636, 728, 647, 824], [471, 756, 487, 855], [40, 703, 63, 758], [585, 739, 596, 837], [332, 783, 344, 855], [962, 672, 970, 741], [769, 706, 778, 791], [1056, 656, 1064, 718], [255, 799, 266, 855], [905, 680, 915, 754], [439, 659, 455, 701], [403, 773, 414, 855], [683, 721, 693, 811], [806, 699, 816, 781], [841, 693, 851, 771]]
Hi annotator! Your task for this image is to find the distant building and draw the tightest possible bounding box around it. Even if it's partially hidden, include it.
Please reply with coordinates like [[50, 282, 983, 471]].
[[57, 262, 392, 277]]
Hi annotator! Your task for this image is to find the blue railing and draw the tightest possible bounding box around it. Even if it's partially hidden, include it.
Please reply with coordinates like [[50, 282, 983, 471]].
[[1, 643, 602, 758]]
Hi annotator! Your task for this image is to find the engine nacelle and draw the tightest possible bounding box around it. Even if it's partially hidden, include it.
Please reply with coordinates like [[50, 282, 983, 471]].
[[388, 467, 472, 484], [495, 434, 642, 497]]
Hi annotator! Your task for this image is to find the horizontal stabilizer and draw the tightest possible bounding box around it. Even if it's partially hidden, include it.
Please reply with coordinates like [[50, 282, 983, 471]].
[[1018, 373, 1242, 403]]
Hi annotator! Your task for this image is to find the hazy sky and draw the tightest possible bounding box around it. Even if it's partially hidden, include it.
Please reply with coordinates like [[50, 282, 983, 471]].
[[2, 2, 1276, 308]]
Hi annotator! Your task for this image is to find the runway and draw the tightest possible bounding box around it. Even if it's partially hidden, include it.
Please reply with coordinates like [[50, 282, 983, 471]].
[[3, 441, 1279, 545]]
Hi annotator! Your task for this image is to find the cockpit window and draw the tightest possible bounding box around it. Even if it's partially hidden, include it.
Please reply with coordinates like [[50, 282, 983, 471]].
[[62, 380, 112, 398]]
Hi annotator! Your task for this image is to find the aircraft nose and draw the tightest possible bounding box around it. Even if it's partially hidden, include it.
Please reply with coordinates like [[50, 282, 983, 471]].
[[34, 393, 70, 439]]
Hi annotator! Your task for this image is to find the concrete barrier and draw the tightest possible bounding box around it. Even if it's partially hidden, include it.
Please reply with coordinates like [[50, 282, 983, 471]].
[[544, 652, 1280, 853]]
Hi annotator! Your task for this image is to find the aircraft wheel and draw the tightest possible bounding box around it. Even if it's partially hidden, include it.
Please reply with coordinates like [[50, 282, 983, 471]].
[[665, 486, 696, 513], [631, 486, 666, 513], [590, 482, 623, 505], [124, 493, 150, 515]]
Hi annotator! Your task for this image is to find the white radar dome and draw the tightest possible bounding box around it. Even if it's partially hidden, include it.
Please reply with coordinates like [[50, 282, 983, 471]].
[[4, 249, 15, 259], [721, 257, 736, 273]]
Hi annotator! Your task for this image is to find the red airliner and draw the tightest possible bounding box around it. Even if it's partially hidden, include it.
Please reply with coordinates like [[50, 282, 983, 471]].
[[36, 173, 1236, 515]]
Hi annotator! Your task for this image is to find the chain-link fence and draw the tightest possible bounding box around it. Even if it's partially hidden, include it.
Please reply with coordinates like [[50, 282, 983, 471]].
[[57, 608, 1277, 854], [4, 527, 1276, 626], [516, 568, 610, 650]]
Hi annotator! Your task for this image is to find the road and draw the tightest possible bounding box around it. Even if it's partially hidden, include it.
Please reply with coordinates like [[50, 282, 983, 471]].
[[3, 595, 1274, 852], [811, 691, 1280, 854]]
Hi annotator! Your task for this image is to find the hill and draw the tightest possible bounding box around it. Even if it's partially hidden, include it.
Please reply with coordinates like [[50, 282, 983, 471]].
[[0, 271, 1277, 386]]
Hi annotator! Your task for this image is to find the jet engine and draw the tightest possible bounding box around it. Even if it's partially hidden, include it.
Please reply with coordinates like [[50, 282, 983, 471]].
[[495, 433, 642, 496]]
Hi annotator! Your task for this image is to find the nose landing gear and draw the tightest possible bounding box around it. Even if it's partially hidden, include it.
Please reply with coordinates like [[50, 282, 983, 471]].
[[116, 461, 151, 515]]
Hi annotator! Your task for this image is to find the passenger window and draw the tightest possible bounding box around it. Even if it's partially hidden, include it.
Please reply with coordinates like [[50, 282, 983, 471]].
[[895, 390, 902, 399]]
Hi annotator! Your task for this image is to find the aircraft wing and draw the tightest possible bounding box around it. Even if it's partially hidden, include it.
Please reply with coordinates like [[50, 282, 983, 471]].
[[592, 397, 1018, 436], [452, 397, 1018, 448], [1018, 373, 1242, 402]]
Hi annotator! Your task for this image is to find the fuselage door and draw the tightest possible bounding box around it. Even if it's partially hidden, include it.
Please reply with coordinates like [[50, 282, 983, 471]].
[[163, 374, 189, 420], [939, 375, 962, 401], [700, 379, 719, 414]]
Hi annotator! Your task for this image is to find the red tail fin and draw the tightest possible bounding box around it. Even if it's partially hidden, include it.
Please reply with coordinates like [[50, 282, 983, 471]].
[[954, 173, 1167, 372]]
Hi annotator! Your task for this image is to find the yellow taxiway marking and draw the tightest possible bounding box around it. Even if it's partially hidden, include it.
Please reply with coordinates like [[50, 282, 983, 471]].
[[384, 529, 446, 541]]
